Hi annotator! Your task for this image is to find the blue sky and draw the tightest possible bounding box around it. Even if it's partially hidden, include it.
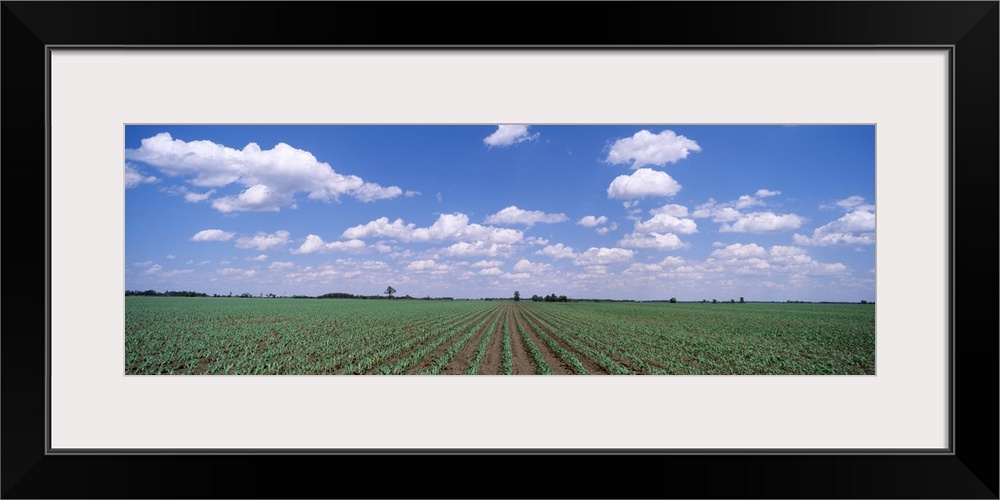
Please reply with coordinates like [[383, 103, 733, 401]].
[[124, 125, 875, 301]]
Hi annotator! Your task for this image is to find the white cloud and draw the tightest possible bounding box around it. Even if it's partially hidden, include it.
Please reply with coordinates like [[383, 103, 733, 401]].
[[624, 262, 663, 274], [236, 230, 291, 251], [536, 243, 576, 260], [125, 133, 403, 212], [512, 259, 551, 274], [623, 200, 639, 209], [165, 254, 176, 260], [649, 203, 689, 217], [478, 267, 503, 276], [183, 189, 215, 203], [291, 235, 369, 254], [578, 215, 617, 234], [573, 247, 634, 266], [618, 232, 686, 250], [269, 261, 294, 270], [245, 254, 268, 262], [124, 163, 158, 188], [440, 241, 508, 257], [404, 190, 421, 197], [471, 260, 503, 268], [710, 243, 768, 260], [719, 212, 804, 233], [190, 229, 235, 242], [483, 125, 539, 148], [633, 213, 698, 235], [406, 259, 448, 272], [343, 213, 523, 245], [706, 243, 849, 278], [483, 205, 568, 227], [830, 195, 876, 213], [501, 272, 532, 280], [577, 215, 608, 227], [607, 168, 682, 200], [605, 130, 701, 169], [594, 223, 618, 235], [143, 264, 162, 275], [793, 210, 875, 246], [693, 189, 784, 223]]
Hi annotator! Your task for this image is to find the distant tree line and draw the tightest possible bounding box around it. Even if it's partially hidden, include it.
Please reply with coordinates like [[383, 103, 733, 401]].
[[531, 293, 569, 302], [125, 290, 208, 297]]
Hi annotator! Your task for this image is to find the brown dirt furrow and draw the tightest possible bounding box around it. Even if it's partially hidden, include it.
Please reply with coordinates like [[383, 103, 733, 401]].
[[440, 305, 505, 375], [479, 305, 507, 375], [507, 303, 537, 375], [407, 307, 498, 374], [512, 303, 572, 375], [527, 308, 657, 374], [519, 306, 609, 375], [363, 309, 489, 374]]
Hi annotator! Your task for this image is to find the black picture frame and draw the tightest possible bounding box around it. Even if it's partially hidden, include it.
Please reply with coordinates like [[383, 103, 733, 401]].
[[3, 2, 997, 498]]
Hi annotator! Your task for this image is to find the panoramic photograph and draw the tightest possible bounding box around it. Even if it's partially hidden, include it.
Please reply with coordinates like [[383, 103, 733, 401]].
[[124, 124, 875, 375]]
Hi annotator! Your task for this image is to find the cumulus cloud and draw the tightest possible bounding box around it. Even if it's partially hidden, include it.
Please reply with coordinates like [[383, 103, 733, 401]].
[[693, 189, 783, 221], [607, 168, 682, 200], [143, 264, 162, 275], [578, 215, 617, 234], [190, 229, 235, 242], [269, 261, 294, 270], [483, 125, 539, 148], [707, 243, 849, 277], [483, 205, 568, 227], [536, 243, 576, 260], [512, 259, 551, 274], [249, 254, 267, 262], [471, 260, 503, 268], [478, 267, 503, 276], [605, 130, 701, 169], [235, 230, 291, 251], [577, 215, 608, 227], [183, 189, 215, 203], [793, 210, 875, 246], [124, 133, 403, 212], [633, 213, 698, 235], [291, 235, 370, 254], [710, 243, 768, 260], [829, 195, 876, 212], [124, 163, 158, 188], [406, 259, 448, 272], [719, 212, 804, 233], [343, 213, 523, 245], [618, 232, 686, 250], [573, 247, 634, 266], [594, 223, 618, 235], [404, 190, 421, 197], [649, 203, 689, 217], [440, 241, 508, 257]]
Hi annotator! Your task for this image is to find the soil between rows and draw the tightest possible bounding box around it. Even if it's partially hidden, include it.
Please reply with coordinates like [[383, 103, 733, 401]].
[[506, 304, 536, 375], [518, 306, 610, 375], [511, 304, 572, 375], [477, 305, 507, 375], [407, 306, 499, 374], [439, 305, 505, 375]]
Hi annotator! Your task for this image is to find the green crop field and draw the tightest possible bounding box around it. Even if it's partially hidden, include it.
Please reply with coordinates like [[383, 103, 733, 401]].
[[125, 297, 875, 375]]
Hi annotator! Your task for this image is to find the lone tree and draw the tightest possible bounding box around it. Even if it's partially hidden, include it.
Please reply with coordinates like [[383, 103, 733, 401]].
[[385, 286, 396, 299], [513, 291, 520, 302]]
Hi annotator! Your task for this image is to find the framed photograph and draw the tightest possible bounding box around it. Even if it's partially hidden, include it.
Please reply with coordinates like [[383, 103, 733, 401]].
[[4, 2, 996, 498]]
